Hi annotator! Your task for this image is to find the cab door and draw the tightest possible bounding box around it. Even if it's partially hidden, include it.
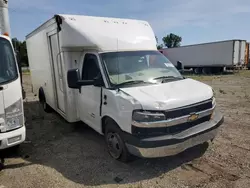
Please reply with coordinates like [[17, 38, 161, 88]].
[[77, 53, 103, 132]]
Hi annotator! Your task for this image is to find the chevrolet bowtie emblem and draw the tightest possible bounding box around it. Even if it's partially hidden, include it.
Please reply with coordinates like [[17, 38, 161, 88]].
[[188, 113, 199, 122]]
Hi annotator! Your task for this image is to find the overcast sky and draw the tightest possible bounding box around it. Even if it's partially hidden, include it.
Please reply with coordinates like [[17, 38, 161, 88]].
[[8, 0, 250, 45]]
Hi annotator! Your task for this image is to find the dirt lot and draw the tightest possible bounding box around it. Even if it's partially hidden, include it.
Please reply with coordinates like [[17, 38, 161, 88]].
[[0, 71, 250, 188]]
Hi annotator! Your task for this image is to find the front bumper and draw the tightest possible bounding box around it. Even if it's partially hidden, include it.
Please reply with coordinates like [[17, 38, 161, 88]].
[[0, 126, 26, 149], [123, 110, 224, 158]]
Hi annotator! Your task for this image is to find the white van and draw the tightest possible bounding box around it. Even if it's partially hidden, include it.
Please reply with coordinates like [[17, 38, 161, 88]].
[[0, 35, 26, 149], [26, 14, 223, 162]]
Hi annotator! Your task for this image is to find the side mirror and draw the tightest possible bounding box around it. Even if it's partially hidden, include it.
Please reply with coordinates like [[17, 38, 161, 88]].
[[67, 69, 81, 89], [67, 69, 104, 89], [93, 73, 105, 87]]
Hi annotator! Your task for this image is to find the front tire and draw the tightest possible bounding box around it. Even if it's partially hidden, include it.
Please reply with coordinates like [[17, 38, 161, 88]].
[[104, 120, 133, 162]]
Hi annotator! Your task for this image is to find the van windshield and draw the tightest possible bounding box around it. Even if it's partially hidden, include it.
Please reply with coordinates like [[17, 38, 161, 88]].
[[101, 50, 183, 87], [0, 37, 18, 85]]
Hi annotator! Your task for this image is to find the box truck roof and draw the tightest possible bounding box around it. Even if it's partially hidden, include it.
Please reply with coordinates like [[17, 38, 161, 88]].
[[26, 14, 157, 52]]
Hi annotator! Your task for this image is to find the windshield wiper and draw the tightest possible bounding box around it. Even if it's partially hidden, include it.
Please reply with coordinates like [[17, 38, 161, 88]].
[[154, 76, 183, 81], [115, 80, 151, 88]]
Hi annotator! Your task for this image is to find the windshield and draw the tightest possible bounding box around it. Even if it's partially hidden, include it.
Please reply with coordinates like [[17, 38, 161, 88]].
[[0, 37, 18, 85], [101, 50, 183, 87]]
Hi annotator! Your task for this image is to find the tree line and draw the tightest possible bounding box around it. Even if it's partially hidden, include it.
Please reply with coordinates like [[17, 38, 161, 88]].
[[11, 33, 182, 67], [156, 33, 182, 49], [12, 38, 29, 67]]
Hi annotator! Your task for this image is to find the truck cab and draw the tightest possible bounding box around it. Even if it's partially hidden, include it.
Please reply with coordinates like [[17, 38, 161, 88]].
[[67, 49, 223, 161], [0, 35, 26, 149]]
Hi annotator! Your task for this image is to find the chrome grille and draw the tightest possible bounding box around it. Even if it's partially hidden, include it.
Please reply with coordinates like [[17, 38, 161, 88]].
[[164, 99, 213, 119]]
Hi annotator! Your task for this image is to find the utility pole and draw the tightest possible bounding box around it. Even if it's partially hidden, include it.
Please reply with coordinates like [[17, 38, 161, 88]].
[[0, 0, 11, 37]]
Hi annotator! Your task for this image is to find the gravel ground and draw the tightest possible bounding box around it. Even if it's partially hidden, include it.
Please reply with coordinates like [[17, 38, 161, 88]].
[[0, 71, 250, 188]]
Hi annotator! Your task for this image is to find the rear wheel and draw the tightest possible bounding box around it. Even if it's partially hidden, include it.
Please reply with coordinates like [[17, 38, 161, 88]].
[[194, 67, 202, 74], [40, 98, 52, 113], [202, 67, 211, 74], [39, 88, 52, 113], [104, 120, 133, 162], [211, 67, 223, 74]]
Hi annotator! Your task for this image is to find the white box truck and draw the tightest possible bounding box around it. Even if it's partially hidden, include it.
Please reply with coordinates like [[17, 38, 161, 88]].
[[0, 0, 26, 150], [160, 40, 247, 74], [26, 14, 223, 162]]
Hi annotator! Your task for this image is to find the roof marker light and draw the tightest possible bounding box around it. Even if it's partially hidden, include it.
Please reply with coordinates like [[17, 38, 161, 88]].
[[3, 32, 9, 37]]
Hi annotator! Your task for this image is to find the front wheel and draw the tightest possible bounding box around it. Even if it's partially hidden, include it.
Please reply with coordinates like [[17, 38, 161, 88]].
[[105, 121, 133, 162]]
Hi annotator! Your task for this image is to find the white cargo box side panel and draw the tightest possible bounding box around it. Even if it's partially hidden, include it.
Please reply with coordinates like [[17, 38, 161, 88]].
[[163, 41, 234, 67], [61, 50, 83, 122], [26, 23, 57, 110]]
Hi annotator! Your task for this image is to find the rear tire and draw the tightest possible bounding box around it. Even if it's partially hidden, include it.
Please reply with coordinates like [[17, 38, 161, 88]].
[[104, 120, 133, 162], [211, 68, 219, 74], [40, 98, 52, 113], [39, 88, 52, 113], [194, 68, 202, 74], [202, 67, 211, 74]]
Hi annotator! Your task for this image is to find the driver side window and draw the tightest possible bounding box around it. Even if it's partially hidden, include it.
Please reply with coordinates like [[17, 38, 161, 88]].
[[82, 53, 100, 80]]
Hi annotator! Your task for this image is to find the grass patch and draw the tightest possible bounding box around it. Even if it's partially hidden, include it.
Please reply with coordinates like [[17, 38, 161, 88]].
[[235, 70, 250, 77], [22, 69, 30, 75], [186, 75, 217, 81], [186, 70, 250, 81]]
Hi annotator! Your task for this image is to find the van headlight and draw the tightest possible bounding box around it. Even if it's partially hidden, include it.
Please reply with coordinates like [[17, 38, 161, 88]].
[[132, 110, 166, 123], [5, 99, 24, 131], [212, 97, 216, 108], [210, 97, 216, 120]]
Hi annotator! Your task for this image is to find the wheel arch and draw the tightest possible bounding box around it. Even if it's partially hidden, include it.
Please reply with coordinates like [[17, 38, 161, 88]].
[[101, 115, 120, 134]]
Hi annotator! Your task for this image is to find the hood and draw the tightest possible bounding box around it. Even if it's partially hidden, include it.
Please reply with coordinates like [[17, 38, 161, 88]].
[[120, 78, 213, 110]]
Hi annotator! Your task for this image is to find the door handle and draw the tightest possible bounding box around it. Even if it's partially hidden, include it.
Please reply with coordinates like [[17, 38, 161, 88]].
[[103, 95, 107, 105]]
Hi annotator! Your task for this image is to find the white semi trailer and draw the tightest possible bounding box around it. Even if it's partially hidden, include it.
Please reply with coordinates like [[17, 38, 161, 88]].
[[0, 0, 26, 151], [160, 40, 247, 74]]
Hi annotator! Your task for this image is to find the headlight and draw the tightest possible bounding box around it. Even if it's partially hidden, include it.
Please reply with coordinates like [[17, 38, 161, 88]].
[[5, 99, 23, 118], [210, 97, 216, 120], [5, 99, 24, 131], [212, 97, 216, 107], [0, 114, 5, 127], [132, 110, 165, 122]]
